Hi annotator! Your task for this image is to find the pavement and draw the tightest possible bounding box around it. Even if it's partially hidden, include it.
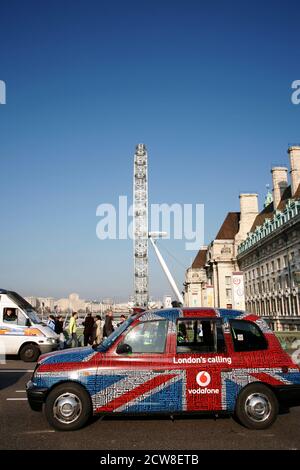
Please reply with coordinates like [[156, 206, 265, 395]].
[[0, 359, 300, 450]]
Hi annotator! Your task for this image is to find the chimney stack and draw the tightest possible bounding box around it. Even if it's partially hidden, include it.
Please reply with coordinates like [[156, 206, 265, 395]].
[[235, 193, 258, 242], [288, 146, 300, 196], [271, 167, 288, 209]]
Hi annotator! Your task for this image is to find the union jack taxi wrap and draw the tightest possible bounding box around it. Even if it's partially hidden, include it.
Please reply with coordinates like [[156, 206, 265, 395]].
[[27, 308, 300, 430]]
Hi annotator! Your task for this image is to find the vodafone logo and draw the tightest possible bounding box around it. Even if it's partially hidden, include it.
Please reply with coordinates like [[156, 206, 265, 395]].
[[196, 371, 211, 387]]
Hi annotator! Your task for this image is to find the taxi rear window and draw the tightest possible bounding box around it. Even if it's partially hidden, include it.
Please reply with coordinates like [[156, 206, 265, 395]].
[[230, 319, 268, 352]]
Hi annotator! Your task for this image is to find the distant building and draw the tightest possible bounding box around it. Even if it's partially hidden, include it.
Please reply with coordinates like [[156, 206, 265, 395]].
[[26, 296, 55, 313], [184, 194, 259, 309], [184, 249, 208, 307], [238, 146, 300, 331]]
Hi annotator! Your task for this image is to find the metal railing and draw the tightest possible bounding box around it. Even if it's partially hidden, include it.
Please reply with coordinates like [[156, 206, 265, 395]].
[[275, 331, 300, 353]]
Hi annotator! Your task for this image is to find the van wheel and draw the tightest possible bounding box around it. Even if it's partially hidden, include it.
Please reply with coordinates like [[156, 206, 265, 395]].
[[235, 383, 278, 430], [45, 383, 92, 431], [20, 343, 40, 362]]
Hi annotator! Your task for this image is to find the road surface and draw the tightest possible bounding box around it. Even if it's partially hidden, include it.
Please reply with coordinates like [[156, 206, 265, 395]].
[[0, 359, 299, 450]]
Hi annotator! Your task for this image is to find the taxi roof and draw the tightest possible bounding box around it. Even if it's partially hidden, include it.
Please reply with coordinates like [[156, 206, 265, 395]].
[[138, 307, 253, 322]]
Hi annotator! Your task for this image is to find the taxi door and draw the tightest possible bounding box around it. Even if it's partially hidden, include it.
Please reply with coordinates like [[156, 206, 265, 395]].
[[172, 317, 231, 413], [94, 315, 183, 414]]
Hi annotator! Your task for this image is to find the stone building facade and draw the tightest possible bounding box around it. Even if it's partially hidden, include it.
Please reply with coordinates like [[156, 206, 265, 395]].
[[237, 146, 300, 331], [184, 194, 259, 309]]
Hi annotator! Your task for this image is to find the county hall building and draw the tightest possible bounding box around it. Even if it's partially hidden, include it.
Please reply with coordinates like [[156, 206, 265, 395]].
[[238, 146, 300, 331]]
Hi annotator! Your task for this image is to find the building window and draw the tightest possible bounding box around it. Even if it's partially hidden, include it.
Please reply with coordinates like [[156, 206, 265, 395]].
[[285, 274, 289, 288], [271, 261, 275, 272], [277, 258, 281, 271], [226, 288, 232, 301], [290, 252, 295, 266], [284, 255, 288, 268], [278, 276, 282, 289], [272, 277, 275, 290], [266, 263, 269, 274], [225, 276, 231, 286]]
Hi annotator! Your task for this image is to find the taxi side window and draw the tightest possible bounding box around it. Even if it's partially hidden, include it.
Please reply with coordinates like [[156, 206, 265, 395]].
[[230, 320, 268, 352], [121, 320, 168, 353], [176, 319, 225, 353]]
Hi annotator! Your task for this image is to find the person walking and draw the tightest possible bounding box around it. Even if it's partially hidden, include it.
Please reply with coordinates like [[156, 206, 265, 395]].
[[117, 314, 126, 327], [83, 313, 94, 346], [68, 312, 78, 347], [47, 315, 56, 331], [55, 315, 65, 350], [103, 310, 114, 338], [93, 315, 103, 346]]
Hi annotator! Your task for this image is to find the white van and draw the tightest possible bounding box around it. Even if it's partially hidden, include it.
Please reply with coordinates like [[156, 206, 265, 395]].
[[0, 289, 58, 362]]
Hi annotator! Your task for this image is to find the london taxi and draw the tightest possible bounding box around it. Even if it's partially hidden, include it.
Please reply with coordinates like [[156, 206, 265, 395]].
[[26, 308, 300, 430], [0, 289, 58, 361]]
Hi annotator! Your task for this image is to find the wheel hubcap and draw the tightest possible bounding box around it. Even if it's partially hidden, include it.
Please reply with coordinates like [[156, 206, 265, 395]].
[[53, 393, 82, 424], [245, 392, 271, 422], [25, 348, 34, 358]]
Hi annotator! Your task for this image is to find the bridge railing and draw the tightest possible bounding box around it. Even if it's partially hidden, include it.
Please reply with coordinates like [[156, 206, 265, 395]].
[[275, 332, 300, 354]]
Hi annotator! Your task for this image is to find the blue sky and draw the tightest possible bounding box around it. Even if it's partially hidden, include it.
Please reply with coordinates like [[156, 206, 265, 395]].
[[0, 0, 299, 301]]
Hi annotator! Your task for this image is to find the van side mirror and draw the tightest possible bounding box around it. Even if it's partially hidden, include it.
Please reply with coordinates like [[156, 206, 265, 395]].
[[116, 343, 132, 354], [26, 318, 31, 327]]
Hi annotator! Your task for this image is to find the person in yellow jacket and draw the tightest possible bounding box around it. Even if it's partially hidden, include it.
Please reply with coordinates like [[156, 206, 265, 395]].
[[68, 312, 78, 348]]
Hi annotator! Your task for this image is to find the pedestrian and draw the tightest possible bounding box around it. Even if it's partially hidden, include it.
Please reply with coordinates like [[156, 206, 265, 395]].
[[55, 315, 65, 349], [83, 313, 94, 346], [117, 314, 126, 327], [47, 315, 56, 331], [68, 312, 78, 347], [103, 310, 114, 338], [93, 315, 103, 346]]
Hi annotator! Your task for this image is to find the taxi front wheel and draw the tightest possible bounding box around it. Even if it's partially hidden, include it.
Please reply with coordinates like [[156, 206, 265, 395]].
[[235, 383, 278, 430], [45, 383, 92, 431]]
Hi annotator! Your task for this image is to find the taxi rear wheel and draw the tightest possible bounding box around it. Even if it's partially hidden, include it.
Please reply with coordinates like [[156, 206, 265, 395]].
[[235, 383, 278, 430], [19, 343, 40, 362], [45, 383, 92, 431]]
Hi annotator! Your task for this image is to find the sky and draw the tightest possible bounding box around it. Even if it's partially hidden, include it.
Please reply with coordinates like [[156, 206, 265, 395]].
[[0, 0, 299, 301]]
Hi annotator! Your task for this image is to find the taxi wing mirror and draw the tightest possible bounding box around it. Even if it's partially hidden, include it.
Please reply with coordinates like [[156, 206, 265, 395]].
[[116, 343, 132, 354], [26, 318, 31, 327]]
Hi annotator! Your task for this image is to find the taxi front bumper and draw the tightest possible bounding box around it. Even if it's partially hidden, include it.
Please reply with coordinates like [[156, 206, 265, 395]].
[[26, 380, 48, 411]]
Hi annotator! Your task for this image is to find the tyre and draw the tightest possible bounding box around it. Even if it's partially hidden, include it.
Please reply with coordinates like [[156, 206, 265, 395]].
[[19, 343, 40, 362], [235, 383, 278, 430], [45, 383, 92, 431]]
